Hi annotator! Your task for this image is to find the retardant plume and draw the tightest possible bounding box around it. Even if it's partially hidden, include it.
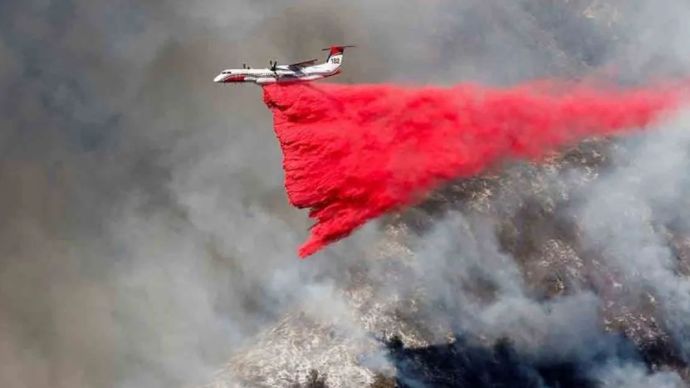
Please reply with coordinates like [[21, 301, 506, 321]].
[[263, 81, 684, 257]]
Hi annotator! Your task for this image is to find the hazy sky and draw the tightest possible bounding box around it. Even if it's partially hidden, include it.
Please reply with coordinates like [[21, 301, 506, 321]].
[[2, 1, 690, 387]]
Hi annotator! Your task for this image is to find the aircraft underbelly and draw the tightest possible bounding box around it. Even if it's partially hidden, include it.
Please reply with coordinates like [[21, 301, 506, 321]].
[[255, 77, 278, 84], [250, 69, 334, 84], [283, 75, 323, 83]]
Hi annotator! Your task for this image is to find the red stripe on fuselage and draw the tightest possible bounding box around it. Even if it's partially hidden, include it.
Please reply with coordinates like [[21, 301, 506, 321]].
[[224, 75, 246, 83]]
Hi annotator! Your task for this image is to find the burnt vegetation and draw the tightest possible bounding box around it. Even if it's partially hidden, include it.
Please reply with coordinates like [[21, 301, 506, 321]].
[[380, 335, 638, 388], [291, 369, 329, 388]]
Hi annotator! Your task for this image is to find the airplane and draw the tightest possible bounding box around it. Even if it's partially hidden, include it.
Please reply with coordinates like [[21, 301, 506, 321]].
[[213, 45, 355, 85]]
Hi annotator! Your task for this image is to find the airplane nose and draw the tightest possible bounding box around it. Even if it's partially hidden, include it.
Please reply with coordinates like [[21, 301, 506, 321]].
[[213, 74, 225, 83]]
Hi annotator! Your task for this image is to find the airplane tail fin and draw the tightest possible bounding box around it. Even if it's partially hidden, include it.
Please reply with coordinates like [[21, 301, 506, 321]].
[[321, 45, 355, 67]]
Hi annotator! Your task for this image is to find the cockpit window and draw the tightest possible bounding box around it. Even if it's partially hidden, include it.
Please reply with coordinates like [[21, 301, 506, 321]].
[[222, 70, 232, 74]]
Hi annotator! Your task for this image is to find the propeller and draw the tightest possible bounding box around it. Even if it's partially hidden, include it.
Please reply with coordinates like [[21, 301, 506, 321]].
[[269, 60, 277, 71]]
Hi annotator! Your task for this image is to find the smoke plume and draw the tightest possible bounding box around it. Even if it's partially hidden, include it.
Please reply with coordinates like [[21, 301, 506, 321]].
[[4, 0, 690, 387]]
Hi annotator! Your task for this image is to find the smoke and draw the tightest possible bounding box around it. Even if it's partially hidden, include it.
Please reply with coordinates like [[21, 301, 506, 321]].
[[572, 115, 690, 359], [264, 81, 683, 257], [3, 0, 690, 387], [0, 1, 370, 387]]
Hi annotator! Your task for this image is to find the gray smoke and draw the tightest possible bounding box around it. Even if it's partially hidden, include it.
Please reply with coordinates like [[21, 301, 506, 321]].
[[2, 1, 690, 388], [574, 117, 690, 354]]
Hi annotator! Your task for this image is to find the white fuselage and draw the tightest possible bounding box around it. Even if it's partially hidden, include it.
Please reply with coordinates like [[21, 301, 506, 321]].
[[214, 53, 343, 85]]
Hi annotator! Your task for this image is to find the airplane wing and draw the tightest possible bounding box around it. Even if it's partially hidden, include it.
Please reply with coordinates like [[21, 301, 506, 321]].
[[287, 58, 318, 69]]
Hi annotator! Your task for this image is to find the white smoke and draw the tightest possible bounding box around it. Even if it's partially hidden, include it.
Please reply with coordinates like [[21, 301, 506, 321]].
[[3, 1, 690, 387]]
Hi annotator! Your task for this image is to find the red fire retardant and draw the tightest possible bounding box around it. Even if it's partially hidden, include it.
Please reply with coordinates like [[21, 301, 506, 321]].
[[262, 82, 681, 257]]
